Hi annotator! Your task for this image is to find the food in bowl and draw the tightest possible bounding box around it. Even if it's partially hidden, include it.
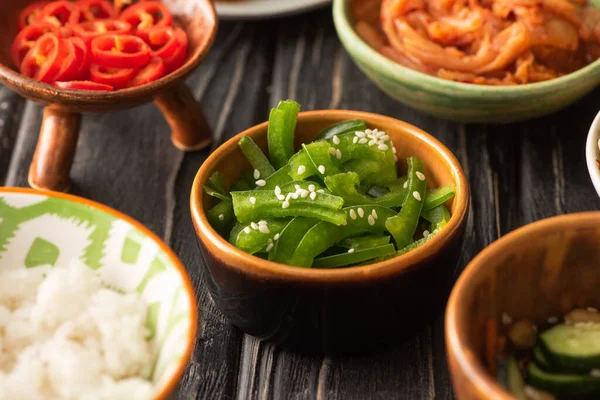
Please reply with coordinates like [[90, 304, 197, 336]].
[[352, 0, 600, 85], [12, 0, 189, 91], [0, 261, 153, 400], [203, 99, 456, 268], [492, 307, 600, 399]]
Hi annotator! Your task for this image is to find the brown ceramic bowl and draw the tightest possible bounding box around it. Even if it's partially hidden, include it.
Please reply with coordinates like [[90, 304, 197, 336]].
[[190, 110, 470, 353], [446, 212, 600, 399], [0, 0, 217, 192]]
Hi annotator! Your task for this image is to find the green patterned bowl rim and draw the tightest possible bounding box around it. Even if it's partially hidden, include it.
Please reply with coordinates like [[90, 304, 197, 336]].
[[332, 0, 600, 98], [0, 187, 198, 400], [587, 111, 600, 198]]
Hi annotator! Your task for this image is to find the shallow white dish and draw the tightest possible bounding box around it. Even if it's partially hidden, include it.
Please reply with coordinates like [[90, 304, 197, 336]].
[[587, 111, 600, 198], [215, 0, 331, 20]]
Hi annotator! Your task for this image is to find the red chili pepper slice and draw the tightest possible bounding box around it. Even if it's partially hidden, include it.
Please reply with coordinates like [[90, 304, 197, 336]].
[[72, 19, 131, 44], [70, 37, 90, 79], [76, 0, 118, 22], [119, 2, 172, 34], [54, 80, 114, 91], [91, 33, 151, 68], [18, 1, 50, 30], [146, 26, 179, 59], [126, 56, 165, 88], [11, 22, 60, 68], [163, 28, 188, 73], [89, 63, 137, 88], [39, 1, 81, 26], [54, 37, 88, 82], [21, 32, 66, 83]]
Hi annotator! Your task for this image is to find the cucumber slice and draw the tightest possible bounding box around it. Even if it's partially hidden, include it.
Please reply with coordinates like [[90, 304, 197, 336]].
[[527, 362, 600, 397], [540, 323, 600, 371]]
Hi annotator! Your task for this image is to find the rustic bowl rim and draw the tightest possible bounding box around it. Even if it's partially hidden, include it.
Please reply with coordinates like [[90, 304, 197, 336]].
[[0, 0, 217, 102], [332, 0, 600, 98], [0, 186, 198, 400], [190, 109, 470, 285], [445, 212, 600, 400], [586, 110, 600, 198]]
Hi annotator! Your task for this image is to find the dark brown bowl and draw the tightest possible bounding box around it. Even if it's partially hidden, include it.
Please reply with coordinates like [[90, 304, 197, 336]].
[[0, 0, 217, 192], [190, 110, 470, 353], [446, 213, 600, 399]]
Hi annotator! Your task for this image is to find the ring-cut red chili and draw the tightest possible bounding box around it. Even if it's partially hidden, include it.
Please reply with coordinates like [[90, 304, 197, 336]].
[[76, 0, 118, 22], [90, 63, 137, 88], [21, 32, 66, 83], [127, 56, 165, 88], [39, 1, 81, 26], [18, 2, 50, 30], [54, 80, 114, 91], [53, 37, 82, 81], [72, 19, 131, 44], [146, 26, 179, 59], [70, 37, 90, 79], [163, 28, 188, 73], [119, 2, 172, 34], [91, 33, 151, 68], [11, 22, 61, 68]]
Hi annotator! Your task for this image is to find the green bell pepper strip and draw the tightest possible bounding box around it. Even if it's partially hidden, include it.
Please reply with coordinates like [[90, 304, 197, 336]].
[[288, 205, 397, 267], [267, 100, 300, 169], [238, 136, 276, 179], [421, 205, 451, 231], [261, 166, 293, 190], [280, 180, 326, 193], [338, 235, 391, 250], [207, 200, 235, 235], [385, 157, 426, 248], [203, 185, 230, 202], [315, 119, 367, 140], [313, 244, 396, 269], [241, 171, 256, 187], [327, 131, 394, 163], [396, 229, 439, 256], [341, 158, 397, 187], [325, 172, 410, 208], [230, 178, 253, 192], [233, 219, 289, 254], [231, 190, 346, 225], [269, 217, 319, 264], [229, 222, 244, 245], [303, 142, 341, 177], [208, 171, 227, 195], [422, 184, 455, 211], [387, 176, 408, 193], [287, 150, 315, 180]]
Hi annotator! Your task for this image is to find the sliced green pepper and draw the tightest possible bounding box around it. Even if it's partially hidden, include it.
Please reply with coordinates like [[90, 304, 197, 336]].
[[397, 229, 438, 255], [315, 119, 368, 140], [303, 142, 341, 177], [203, 185, 230, 202], [280, 180, 326, 193], [268, 100, 300, 169], [421, 205, 451, 231], [208, 171, 227, 195], [288, 205, 397, 267], [233, 219, 289, 254], [207, 200, 235, 235], [338, 235, 391, 250], [230, 178, 253, 192], [270, 217, 319, 264], [231, 190, 346, 225], [238, 136, 276, 179], [385, 157, 426, 248], [229, 222, 244, 245], [324, 172, 373, 206], [422, 184, 455, 211], [262, 166, 293, 190], [313, 244, 396, 269], [328, 131, 394, 163], [241, 171, 256, 187]]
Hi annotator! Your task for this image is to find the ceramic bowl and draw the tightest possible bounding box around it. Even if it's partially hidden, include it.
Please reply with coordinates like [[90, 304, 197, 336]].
[[0, 187, 197, 399], [586, 111, 600, 198], [446, 213, 600, 399], [190, 110, 469, 353], [332, 0, 600, 123]]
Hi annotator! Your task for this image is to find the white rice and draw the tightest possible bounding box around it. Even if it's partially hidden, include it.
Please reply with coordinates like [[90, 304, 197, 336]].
[[0, 262, 154, 400]]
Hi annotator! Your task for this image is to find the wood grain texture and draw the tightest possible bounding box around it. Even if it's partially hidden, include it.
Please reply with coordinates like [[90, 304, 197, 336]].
[[2, 6, 600, 400]]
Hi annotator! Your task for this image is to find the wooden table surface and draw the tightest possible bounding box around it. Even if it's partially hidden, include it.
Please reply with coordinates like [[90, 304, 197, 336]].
[[2, 7, 600, 400]]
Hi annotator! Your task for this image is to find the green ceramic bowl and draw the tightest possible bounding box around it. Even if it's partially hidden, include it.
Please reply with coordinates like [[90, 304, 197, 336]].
[[332, 0, 600, 123], [0, 187, 197, 399]]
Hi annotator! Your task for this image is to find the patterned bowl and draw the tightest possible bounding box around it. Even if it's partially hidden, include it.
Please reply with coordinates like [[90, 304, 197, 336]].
[[332, 0, 600, 123], [587, 110, 600, 198], [0, 187, 197, 399]]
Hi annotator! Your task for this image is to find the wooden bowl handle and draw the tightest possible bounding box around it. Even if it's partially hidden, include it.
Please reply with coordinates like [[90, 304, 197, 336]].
[[154, 81, 212, 151], [28, 107, 81, 193]]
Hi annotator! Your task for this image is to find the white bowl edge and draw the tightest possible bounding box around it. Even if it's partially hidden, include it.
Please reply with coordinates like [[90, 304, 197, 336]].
[[586, 111, 600, 198]]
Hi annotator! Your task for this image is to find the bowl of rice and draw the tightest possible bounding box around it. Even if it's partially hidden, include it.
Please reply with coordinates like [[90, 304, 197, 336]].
[[0, 187, 197, 400], [587, 110, 600, 198]]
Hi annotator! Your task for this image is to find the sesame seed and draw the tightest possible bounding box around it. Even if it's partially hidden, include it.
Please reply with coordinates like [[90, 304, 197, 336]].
[[358, 138, 368, 144], [259, 225, 270, 234], [318, 165, 326, 175], [218, 214, 224, 221], [286, 193, 293, 201], [282, 201, 290, 209], [350, 209, 357, 220], [308, 184, 316, 192], [276, 194, 285, 201], [416, 171, 425, 181], [591, 369, 600, 377], [368, 140, 376, 146], [297, 165, 306, 175], [341, 219, 347, 226], [355, 131, 366, 138], [335, 149, 342, 160], [275, 186, 282, 195], [392, 147, 397, 154], [357, 208, 364, 218], [413, 191, 422, 201], [333, 135, 340, 144], [253, 169, 260, 179], [295, 184, 301, 190], [251, 222, 259, 230], [372, 209, 378, 219], [353, 137, 358, 144], [256, 180, 267, 187], [243, 227, 251, 234], [300, 190, 309, 198], [250, 197, 256, 205], [378, 144, 389, 151], [258, 220, 267, 225], [403, 181, 408, 189], [501, 312, 512, 325], [365, 129, 373, 135], [423, 230, 430, 238], [329, 148, 337, 156], [368, 215, 375, 226], [317, 189, 325, 193], [547, 316, 559, 324], [310, 192, 317, 200], [274, 234, 280, 240], [380, 135, 390, 141], [291, 193, 299, 200], [348, 248, 355, 253], [266, 243, 274, 252], [394, 155, 398, 162]]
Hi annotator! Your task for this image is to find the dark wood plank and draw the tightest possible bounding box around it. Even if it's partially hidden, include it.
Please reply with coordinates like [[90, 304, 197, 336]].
[[0, 88, 25, 184]]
